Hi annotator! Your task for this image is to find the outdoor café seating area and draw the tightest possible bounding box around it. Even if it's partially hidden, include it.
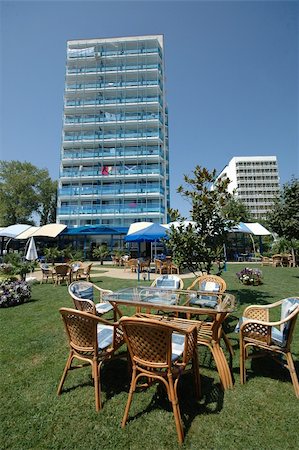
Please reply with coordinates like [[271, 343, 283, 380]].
[[56, 273, 299, 444]]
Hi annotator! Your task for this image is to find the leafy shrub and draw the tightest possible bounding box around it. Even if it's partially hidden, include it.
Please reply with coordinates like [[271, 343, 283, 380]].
[[0, 279, 31, 308]]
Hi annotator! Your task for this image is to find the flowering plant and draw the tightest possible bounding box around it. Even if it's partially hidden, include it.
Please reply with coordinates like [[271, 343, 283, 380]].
[[236, 267, 263, 286], [0, 280, 31, 308]]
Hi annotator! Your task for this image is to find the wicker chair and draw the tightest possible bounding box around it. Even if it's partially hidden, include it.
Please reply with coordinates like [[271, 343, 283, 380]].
[[68, 281, 116, 319], [75, 263, 93, 282], [187, 275, 226, 304], [154, 258, 172, 274], [40, 263, 53, 284], [57, 308, 123, 411], [52, 264, 71, 285], [238, 297, 299, 398], [151, 274, 184, 290], [119, 316, 200, 444], [185, 275, 233, 377], [124, 258, 138, 272]]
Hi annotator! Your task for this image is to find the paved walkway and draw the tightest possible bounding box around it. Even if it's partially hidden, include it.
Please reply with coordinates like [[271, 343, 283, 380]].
[[29, 262, 196, 283]]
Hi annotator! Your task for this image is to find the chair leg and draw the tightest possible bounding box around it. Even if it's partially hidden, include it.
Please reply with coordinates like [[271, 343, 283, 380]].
[[121, 366, 137, 427], [239, 339, 246, 384], [222, 331, 234, 358], [94, 359, 102, 411], [167, 373, 184, 445], [57, 352, 73, 395], [192, 351, 201, 400], [285, 352, 299, 399]]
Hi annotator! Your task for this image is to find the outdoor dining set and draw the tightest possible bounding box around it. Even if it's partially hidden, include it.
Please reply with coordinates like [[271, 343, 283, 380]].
[[40, 261, 93, 285], [57, 274, 299, 444]]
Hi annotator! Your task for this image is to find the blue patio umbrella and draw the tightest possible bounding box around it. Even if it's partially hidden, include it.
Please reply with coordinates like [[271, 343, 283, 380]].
[[125, 223, 168, 242]]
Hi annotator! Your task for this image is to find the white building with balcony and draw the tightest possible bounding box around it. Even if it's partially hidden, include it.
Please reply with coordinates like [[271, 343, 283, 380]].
[[216, 156, 280, 220], [57, 35, 169, 228]]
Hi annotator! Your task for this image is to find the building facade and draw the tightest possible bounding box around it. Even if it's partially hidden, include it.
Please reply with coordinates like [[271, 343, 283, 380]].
[[216, 156, 280, 220], [57, 35, 169, 228]]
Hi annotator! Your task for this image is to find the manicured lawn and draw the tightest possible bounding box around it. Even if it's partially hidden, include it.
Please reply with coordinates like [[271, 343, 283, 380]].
[[1, 264, 299, 449]]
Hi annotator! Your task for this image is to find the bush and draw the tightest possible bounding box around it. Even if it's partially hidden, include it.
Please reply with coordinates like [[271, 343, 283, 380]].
[[0, 279, 31, 308], [236, 267, 263, 286]]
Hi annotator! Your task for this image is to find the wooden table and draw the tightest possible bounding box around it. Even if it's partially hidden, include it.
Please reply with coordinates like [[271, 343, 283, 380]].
[[104, 287, 236, 390]]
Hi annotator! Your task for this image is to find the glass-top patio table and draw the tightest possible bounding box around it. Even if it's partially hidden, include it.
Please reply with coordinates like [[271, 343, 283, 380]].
[[104, 287, 236, 390]]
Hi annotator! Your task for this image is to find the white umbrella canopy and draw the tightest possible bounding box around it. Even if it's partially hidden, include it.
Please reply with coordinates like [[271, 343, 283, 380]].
[[25, 237, 38, 261]]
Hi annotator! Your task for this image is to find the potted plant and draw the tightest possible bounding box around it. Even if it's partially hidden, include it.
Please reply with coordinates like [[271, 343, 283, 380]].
[[236, 267, 263, 286]]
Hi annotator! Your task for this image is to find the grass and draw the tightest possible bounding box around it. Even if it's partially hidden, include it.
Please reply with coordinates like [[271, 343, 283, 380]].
[[1, 264, 299, 449]]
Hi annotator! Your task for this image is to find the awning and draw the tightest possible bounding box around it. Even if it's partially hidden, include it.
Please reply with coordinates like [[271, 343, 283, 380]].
[[16, 226, 40, 240], [63, 225, 128, 236], [31, 224, 67, 238], [125, 222, 168, 242], [0, 224, 32, 238], [230, 222, 271, 236]]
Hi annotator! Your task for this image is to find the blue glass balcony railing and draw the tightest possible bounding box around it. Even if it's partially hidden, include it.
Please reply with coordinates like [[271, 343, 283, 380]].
[[66, 79, 162, 91], [67, 63, 162, 75], [65, 95, 162, 108], [64, 112, 162, 125], [63, 130, 163, 142], [59, 184, 165, 196], [68, 46, 162, 59], [62, 146, 164, 159], [58, 204, 165, 215], [60, 165, 164, 178]]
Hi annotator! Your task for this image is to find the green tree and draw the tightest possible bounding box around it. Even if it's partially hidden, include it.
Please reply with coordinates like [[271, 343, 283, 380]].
[[267, 178, 299, 263], [0, 160, 57, 226], [92, 244, 110, 265], [166, 166, 235, 275], [221, 197, 251, 222], [38, 178, 58, 225]]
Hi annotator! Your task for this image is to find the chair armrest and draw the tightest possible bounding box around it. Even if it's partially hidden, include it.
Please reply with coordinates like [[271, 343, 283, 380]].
[[243, 299, 284, 320]]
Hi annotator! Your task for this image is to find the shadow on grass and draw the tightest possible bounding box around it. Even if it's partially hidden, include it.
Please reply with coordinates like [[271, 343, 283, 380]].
[[246, 354, 299, 386], [122, 370, 224, 438], [229, 288, 272, 307]]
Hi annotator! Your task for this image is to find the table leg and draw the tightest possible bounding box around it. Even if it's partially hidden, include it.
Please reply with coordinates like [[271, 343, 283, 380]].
[[210, 342, 233, 390]]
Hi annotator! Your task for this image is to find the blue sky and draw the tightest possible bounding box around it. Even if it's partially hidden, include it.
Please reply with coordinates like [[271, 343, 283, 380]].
[[0, 0, 298, 218]]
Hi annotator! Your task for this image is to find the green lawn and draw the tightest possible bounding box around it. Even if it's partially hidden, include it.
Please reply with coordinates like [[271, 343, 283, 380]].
[[1, 264, 299, 449]]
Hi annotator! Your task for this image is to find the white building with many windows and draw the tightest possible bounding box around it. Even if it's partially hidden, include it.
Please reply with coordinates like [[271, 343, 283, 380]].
[[57, 35, 169, 228], [216, 156, 280, 220]]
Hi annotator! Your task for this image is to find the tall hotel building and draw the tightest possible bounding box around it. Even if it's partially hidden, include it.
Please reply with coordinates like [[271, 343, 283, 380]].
[[57, 35, 169, 228], [216, 156, 280, 220]]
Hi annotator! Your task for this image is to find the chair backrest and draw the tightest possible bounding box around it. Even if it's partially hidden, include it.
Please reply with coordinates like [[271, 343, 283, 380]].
[[120, 316, 193, 368], [54, 264, 70, 276], [280, 298, 299, 346], [59, 308, 99, 353], [151, 275, 184, 290], [68, 281, 96, 314], [187, 274, 226, 293]]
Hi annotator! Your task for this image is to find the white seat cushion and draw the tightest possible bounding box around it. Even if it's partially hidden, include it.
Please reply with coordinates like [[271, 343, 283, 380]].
[[95, 302, 114, 314], [97, 323, 114, 350], [171, 333, 185, 361]]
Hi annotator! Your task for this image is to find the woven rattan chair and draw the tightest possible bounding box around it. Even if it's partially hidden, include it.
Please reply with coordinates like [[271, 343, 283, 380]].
[[57, 308, 123, 411], [187, 274, 226, 306], [52, 264, 71, 285], [124, 258, 138, 272], [151, 274, 184, 290], [186, 275, 233, 377], [119, 316, 200, 444], [40, 263, 53, 284], [68, 281, 116, 319], [75, 263, 93, 282], [154, 258, 172, 274], [238, 297, 299, 398]]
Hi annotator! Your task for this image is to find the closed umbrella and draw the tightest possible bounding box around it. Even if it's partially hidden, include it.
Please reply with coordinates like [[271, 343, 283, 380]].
[[25, 237, 38, 261]]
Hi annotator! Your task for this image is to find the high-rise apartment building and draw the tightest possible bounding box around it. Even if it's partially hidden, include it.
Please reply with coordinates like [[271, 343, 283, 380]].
[[216, 156, 280, 220], [57, 35, 169, 228]]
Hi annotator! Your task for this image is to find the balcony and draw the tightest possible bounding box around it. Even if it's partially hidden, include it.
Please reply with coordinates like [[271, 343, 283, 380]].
[[67, 46, 162, 60], [65, 79, 162, 92], [66, 63, 162, 76], [57, 204, 165, 215], [63, 129, 164, 143], [58, 184, 165, 197], [60, 165, 164, 179], [62, 146, 164, 161], [64, 95, 162, 109]]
